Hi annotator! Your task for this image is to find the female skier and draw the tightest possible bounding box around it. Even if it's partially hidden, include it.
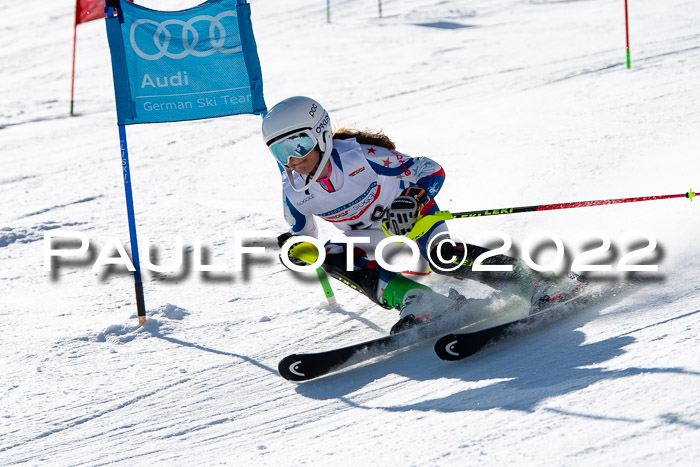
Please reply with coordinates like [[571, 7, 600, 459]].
[[261, 96, 580, 333]]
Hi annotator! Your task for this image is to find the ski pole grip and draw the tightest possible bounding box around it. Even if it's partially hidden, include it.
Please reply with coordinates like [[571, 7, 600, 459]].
[[406, 211, 455, 240], [288, 241, 321, 264]]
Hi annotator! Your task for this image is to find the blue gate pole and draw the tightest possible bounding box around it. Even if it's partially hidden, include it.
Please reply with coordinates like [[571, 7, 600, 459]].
[[118, 125, 147, 324]]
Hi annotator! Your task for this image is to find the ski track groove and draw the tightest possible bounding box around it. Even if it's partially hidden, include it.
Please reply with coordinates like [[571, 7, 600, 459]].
[[17, 195, 103, 219], [2, 362, 297, 463], [0, 377, 193, 454]]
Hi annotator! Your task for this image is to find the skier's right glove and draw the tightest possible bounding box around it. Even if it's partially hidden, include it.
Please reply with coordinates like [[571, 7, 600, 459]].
[[385, 186, 429, 236], [277, 232, 308, 268]]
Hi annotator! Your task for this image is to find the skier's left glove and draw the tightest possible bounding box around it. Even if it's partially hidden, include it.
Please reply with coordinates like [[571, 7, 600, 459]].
[[277, 232, 307, 268], [384, 186, 429, 236]]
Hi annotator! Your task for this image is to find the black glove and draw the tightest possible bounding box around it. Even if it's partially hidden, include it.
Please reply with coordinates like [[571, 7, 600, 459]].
[[277, 232, 295, 248], [385, 186, 429, 236], [277, 232, 307, 268]]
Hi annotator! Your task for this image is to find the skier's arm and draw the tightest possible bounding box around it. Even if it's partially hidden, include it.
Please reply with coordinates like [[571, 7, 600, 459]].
[[364, 147, 445, 200], [283, 194, 318, 238], [408, 156, 446, 200], [278, 194, 318, 270], [364, 147, 446, 236]]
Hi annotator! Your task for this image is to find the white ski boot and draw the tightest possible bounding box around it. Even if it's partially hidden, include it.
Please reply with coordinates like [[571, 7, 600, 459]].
[[530, 272, 586, 309], [390, 289, 462, 334]]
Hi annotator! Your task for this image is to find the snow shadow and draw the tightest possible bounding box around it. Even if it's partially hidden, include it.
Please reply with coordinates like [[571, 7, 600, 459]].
[[86, 304, 278, 375], [413, 21, 475, 30], [294, 305, 700, 417], [140, 305, 278, 376], [0, 113, 68, 130], [148, 332, 278, 376]]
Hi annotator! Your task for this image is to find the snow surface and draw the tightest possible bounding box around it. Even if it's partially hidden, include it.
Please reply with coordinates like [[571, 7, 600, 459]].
[[1, 0, 699, 464]]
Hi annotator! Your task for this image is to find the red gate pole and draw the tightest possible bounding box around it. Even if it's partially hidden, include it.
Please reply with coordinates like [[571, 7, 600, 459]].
[[624, 0, 631, 69], [70, 3, 78, 116]]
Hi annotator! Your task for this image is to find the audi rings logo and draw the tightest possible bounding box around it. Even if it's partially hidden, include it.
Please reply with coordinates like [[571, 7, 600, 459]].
[[129, 11, 242, 61]]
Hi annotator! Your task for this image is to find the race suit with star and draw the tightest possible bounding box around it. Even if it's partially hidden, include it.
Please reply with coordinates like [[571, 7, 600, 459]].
[[281, 137, 448, 309]]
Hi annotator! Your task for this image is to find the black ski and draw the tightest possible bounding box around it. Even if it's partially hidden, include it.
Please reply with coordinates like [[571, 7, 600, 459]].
[[434, 293, 587, 361], [278, 311, 474, 381], [434, 322, 517, 361], [279, 292, 591, 380]]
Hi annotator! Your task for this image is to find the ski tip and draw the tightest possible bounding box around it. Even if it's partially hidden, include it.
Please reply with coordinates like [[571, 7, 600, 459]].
[[434, 334, 462, 361], [278, 354, 310, 382]]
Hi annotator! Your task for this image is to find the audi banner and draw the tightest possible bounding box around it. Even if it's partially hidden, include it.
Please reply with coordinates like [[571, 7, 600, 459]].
[[105, 0, 266, 125]]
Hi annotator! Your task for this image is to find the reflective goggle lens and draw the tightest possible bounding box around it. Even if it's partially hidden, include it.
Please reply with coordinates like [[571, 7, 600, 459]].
[[268, 131, 317, 166]]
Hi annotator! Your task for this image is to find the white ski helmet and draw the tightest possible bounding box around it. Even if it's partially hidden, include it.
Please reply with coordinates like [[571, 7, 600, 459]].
[[262, 96, 333, 192]]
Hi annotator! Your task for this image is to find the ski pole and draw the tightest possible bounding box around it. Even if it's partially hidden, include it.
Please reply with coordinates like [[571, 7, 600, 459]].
[[316, 268, 338, 307], [404, 188, 696, 240], [288, 241, 338, 307]]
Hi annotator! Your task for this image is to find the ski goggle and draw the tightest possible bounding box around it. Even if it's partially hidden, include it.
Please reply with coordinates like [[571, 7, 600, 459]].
[[267, 130, 318, 166]]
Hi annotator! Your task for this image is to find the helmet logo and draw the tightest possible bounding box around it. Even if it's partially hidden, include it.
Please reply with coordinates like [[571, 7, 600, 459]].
[[314, 112, 330, 134], [309, 104, 317, 117]]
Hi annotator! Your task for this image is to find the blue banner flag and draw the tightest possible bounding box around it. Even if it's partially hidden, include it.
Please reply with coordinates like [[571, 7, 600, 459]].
[[105, 0, 266, 124]]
